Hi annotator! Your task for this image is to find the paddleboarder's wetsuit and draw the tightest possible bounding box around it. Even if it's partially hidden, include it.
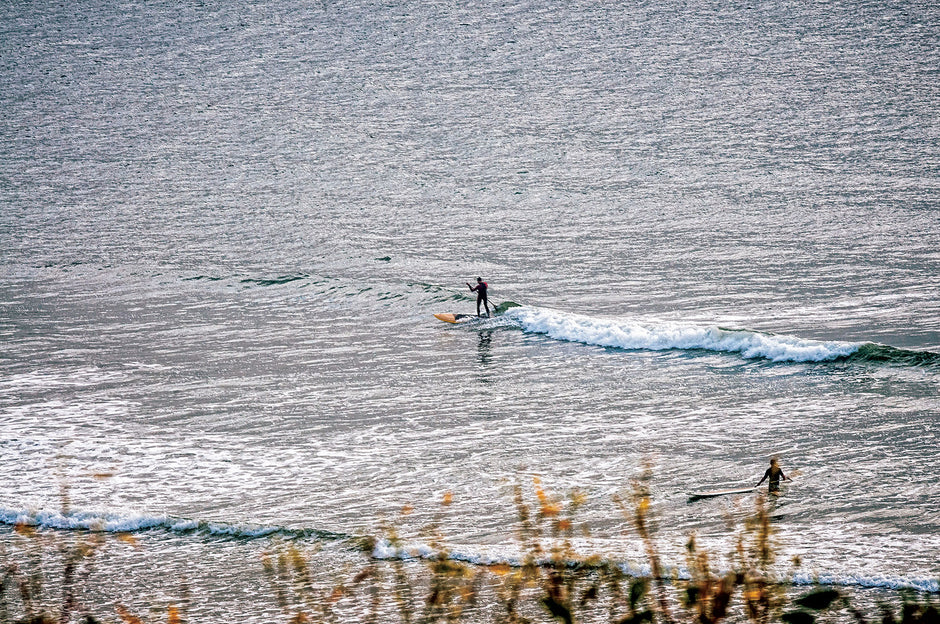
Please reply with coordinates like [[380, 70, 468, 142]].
[[468, 278, 490, 317], [756, 460, 788, 493]]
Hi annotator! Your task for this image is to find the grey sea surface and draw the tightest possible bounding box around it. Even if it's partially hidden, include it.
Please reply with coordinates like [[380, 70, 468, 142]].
[[1, 0, 939, 621]]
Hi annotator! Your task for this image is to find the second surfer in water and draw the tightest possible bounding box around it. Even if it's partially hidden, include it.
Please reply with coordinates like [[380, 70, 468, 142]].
[[467, 277, 490, 317], [756, 457, 791, 494]]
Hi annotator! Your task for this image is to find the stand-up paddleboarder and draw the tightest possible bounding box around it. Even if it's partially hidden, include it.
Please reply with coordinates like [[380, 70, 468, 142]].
[[467, 277, 490, 317]]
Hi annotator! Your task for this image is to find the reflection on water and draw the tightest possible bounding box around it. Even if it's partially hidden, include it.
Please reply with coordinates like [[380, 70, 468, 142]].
[[477, 330, 493, 365], [476, 330, 494, 383]]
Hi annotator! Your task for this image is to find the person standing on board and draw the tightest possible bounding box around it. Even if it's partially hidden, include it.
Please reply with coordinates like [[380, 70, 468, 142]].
[[467, 277, 491, 317], [756, 457, 791, 494]]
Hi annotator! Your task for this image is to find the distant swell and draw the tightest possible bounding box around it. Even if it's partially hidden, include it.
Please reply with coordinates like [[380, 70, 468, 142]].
[[503, 307, 939, 366], [240, 273, 309, 287]]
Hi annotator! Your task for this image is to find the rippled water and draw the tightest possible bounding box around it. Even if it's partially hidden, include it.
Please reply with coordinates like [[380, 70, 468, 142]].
[[2, 0, 939, 621]]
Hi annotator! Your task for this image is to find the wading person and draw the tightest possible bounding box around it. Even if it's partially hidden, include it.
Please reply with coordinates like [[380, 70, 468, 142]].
[[467, 277, 490, 317], [756, 457, 791, 494]]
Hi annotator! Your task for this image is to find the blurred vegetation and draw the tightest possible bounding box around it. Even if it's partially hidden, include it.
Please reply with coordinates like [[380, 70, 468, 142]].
[[1, 470, 937, 624]]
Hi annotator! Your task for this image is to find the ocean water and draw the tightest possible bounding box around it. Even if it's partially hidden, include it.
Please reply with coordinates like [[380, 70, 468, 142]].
[[1, 0, 939, 621]]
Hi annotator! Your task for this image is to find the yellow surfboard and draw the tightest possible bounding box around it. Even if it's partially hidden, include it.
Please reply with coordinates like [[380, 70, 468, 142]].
[[434, 313, 472, 324], [434, 302, 516, 324]]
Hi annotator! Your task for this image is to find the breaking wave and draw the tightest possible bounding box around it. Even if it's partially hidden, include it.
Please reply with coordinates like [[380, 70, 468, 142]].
[[500, 306, 940, 366], [3, 507, 936, 593]]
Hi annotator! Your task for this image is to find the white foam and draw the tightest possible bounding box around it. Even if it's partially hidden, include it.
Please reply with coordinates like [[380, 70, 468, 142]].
[[0, 507, 266, 538], [792, 571, 940, 593], [374, 538, 940, 594], [0, 508, 170, 532], [504, 307, 861, 363]]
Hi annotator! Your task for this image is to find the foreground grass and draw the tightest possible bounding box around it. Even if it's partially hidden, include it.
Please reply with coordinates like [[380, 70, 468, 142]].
[[1, 471, 937, 624]]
